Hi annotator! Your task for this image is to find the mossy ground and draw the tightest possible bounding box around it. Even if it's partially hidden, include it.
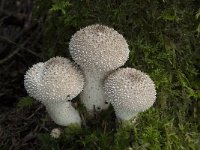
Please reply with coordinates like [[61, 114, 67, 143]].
[[1, 0, 199, 149], [33, 0, 200, 149]]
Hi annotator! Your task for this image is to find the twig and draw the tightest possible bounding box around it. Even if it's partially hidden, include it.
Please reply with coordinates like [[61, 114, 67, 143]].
[[0, 0, 6, 11], [0, 10, 37, 41], [0, 9, 12, 17], [0, 36, 41, 65], [26, 105, 43, 120], [30, 27, 42, 47], [0, 47, 21, 65]]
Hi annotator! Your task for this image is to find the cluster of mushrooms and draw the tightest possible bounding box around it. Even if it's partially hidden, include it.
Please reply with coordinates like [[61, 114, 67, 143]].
[[24, 24, 156, 126]]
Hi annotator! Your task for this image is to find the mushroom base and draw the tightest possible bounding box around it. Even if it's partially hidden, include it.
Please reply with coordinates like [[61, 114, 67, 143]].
[[115, 109, 139, 121], [81, 70, 110, 112], [45, 102, 81, 126]]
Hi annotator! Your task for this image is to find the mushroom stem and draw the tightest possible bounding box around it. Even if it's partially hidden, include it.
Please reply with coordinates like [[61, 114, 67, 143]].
[[81, 70, 109, 112], [69, 24, 129, 112], [45, 101, 81, 126], [115, 109, 138, 121], [24, 57, 84, 126], [104, 68, 156, 122]]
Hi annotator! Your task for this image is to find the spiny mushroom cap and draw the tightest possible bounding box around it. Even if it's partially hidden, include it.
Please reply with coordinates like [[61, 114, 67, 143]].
[[41, 57, 84, 103], [104, 68, 156, 113], [24, 62, 45, 101], [69, 24, 129, 72], [24, 57, 84, 103]]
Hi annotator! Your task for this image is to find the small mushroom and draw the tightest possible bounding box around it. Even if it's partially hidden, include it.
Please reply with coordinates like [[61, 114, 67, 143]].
[[104, 68, 156, 121], [69, 24, 129, 112], [24, 57, 84, 126]]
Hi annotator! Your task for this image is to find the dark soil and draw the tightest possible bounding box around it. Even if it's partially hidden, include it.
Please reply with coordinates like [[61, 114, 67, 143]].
[[0, 0, 42, 113], [0, 1, 48, 149]]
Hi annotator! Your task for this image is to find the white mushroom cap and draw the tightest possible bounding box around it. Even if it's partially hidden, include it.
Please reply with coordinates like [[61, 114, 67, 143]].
[[24, 62, 45, 101], [50, 128, 61, 139], [41, 57, 84, 104], [104, 68, 156, 120], [69, 24, 129, 72], [24, 57, 84, 126], [24, 56, 84, 104]]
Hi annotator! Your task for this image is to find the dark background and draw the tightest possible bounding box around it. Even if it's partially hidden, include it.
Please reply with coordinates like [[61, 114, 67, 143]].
[[0, 0, 199, 149]]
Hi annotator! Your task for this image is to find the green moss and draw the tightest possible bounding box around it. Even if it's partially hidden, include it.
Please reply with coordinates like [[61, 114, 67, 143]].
[[34, 0, 200, 149]]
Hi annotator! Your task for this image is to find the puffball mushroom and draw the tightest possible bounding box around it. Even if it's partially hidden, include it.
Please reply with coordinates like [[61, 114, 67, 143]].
[[69, 24, 129, 112], [24, 56, 84, 126], [104, 68, 156, 121]]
